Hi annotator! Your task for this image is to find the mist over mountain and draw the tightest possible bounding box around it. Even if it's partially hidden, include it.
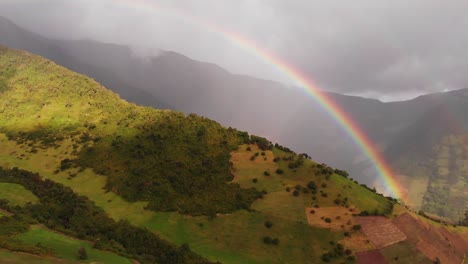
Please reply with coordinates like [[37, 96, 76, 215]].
[[0, 17, 466, 221]]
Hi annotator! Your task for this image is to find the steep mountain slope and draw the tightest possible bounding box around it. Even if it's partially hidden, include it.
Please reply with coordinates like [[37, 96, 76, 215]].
[[0, 47, 467, 264], [0, 16, 169, 109]]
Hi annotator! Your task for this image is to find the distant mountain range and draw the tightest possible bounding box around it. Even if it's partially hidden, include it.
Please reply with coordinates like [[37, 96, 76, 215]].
[[1, 16, 466, 221]]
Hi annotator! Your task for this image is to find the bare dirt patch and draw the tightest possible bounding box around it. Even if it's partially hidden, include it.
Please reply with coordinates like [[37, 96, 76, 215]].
[[305, 206, 359, 230], [356, 216, 406, 248], [393, 213, 466, 264], [340, 232, 375, 252], [355, 249, 388, 264]]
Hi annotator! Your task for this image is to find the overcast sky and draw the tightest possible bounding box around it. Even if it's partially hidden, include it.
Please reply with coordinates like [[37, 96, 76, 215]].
[[1, 0, 467, 101]]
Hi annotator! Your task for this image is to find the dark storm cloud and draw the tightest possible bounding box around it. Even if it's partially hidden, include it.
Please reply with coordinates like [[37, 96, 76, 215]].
[[1, 0, 467, 100]]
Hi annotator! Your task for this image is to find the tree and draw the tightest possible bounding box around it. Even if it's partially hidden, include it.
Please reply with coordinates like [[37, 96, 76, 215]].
[[263, 171, 270, 176], [275, 169, 284, 175], [264, 221, 273, 229], [307, 181, 317, 190], [78, 247, 88, 260]]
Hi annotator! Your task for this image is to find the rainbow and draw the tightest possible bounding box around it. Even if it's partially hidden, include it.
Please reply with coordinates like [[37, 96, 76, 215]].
[[113, 0, 405, 199]]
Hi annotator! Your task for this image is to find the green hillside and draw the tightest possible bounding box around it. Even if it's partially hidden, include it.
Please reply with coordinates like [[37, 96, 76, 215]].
[[0, 46, 466, 264]]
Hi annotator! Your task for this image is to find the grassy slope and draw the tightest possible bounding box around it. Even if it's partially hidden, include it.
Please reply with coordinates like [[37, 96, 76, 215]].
[[16, 225, 132, 264], [0, 182, 39, 206], [0, 249, 62, 264]]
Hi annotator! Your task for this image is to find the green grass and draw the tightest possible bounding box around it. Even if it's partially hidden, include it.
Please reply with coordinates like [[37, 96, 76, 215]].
[[0, 182, 39, 206], [16, 225, 132, 264], [0, 249, 62, 264]]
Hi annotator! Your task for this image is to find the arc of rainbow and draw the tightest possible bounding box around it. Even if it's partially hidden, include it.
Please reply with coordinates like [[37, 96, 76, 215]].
[[113, 0, 404, 199]]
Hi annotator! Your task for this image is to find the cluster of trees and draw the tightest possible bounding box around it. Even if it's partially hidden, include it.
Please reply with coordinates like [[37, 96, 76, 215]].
[[358, 202, 394, 217], [320, 242, 353, 262], [273, 143, 295, 154], [287, 155, 305, 170], [0, 212, 52, 256], [0, 167, 211, 264], [73, 112, 261, 216], [250, 135, 273, 151]]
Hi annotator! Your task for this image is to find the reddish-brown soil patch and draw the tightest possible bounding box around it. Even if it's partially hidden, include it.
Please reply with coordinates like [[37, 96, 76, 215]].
[[356, 249, 388, 264], [393, 213, 467, 264], [438, 227, 468, 254], [356, 216, 407, 248]]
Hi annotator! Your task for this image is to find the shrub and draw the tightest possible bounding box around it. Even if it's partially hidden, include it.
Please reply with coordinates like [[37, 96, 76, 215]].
[[78, 247, 88, 260], [264, 221, 273, 229], [263, 171, 270, 176], [307, 181, 317, 190], [275, 169, 284, 175], [263, 236, 272, 244], [324, 218, 332, 223], [263, 236, 279, 245]]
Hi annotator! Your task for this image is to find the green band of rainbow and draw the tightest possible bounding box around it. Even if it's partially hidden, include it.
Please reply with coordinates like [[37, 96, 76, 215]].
[[114, 0, 404, 198]]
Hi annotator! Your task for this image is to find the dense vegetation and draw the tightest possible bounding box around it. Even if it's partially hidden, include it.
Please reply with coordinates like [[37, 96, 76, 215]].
[[0, 167, 211, 264], [0, 46, 259, 216]]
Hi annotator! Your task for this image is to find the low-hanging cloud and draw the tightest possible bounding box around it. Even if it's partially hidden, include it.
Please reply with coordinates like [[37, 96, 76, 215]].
[[1, 0, 467, 100]]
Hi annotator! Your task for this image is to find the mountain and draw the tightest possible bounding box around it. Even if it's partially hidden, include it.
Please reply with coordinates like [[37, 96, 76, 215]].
[[1, 16, 467, 222], [1, 47, 466, 263], [0, 16, 169, 110]]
